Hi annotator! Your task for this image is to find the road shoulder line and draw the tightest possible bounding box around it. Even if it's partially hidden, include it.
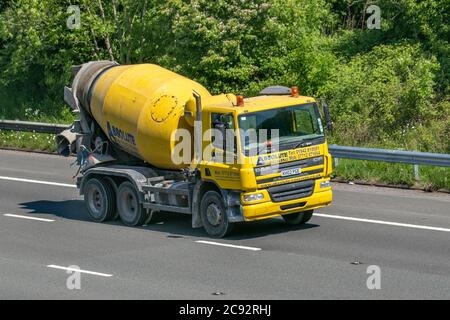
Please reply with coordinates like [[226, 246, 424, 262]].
[[315, 213, 450, 233]]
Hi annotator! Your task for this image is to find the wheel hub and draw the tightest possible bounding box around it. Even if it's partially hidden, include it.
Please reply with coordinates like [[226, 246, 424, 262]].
[[120, 190, 138, 220], [94, 191, 102, 209], [88, 187, 103, 217], [206, 203, 223, 226]]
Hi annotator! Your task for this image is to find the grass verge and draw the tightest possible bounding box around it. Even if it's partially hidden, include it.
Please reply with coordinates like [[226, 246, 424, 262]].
[[0, 131, 56, 152]]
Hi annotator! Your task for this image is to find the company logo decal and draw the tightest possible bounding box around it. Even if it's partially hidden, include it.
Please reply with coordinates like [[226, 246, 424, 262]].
[[107, 122, 136, 146]]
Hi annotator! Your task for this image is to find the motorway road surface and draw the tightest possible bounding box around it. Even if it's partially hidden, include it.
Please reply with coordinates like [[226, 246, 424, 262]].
[[0, 149, 449, 299]]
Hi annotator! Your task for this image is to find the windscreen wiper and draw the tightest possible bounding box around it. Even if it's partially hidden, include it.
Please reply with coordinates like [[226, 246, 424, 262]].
[[292, 140, 313, 149], [291, 136, 323, 149]]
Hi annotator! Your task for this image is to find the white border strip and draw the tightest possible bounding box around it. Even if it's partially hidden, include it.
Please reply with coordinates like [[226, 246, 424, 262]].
[[3, 213, 54, 222], [47, 265, 113, 277], [0, 176, 76, 188], [315, 213, 450, 233], [196, 240, 262, 251]]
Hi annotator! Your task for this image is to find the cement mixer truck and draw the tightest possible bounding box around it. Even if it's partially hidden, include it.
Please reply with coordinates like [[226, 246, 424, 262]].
[[58, 61, 333, 237]]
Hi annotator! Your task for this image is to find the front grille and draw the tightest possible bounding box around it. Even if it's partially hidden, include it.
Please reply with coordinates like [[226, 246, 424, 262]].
[[267, 180, 315, 203]]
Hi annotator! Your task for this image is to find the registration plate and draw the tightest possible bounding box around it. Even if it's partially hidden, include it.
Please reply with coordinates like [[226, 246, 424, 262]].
[[280, 168, 301, 177]]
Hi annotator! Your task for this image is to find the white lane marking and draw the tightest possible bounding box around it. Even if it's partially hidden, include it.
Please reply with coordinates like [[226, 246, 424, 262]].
[[3, 213, 54, 222], [47, 265, 113, 277], [196, 240, 262, 251], [315, 213, 450, 233], [0, 176, 76, 188]]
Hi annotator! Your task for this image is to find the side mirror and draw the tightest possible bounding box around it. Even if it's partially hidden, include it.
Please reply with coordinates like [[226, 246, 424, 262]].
[[322, 101, 333, 132]]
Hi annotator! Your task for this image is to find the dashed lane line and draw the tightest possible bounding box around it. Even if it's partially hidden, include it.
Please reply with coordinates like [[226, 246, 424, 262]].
[[0, 176, 76, 188]]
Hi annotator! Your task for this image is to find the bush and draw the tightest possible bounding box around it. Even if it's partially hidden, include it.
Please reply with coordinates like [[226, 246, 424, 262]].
[[321, 44, 444, 150]]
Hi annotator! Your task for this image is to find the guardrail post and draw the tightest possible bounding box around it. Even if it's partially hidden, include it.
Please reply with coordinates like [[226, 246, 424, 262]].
[[413, 164, 420, 181], [333, 157, 339, 168]]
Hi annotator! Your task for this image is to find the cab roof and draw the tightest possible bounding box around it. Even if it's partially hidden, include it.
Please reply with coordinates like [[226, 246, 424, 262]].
[[205, 94, 317, 114]]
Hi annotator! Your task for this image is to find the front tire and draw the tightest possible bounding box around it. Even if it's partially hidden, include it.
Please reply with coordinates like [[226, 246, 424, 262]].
[[117, 181, 148, 226], [84, 178, 116, 222], [282, 210, 314, 225], [200, 191, 233, 238]]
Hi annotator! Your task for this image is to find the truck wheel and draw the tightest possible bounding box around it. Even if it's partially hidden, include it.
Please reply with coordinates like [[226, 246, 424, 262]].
[[84, 178, 116, 222], [200, 191, 233, 238], [117, 181, 147, 227], [282, 210, 314, 225]]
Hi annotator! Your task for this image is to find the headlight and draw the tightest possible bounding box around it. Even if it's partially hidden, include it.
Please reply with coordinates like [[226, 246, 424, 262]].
[[243, 193, 264, 203], [320, 180, 331, 189]]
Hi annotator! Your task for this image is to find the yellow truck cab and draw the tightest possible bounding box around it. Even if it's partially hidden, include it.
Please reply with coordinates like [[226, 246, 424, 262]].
[[198, 91, 333, 230], [59, 61, 333, 238]]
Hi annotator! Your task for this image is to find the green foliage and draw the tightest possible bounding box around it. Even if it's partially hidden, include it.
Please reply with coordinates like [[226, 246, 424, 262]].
[[0, 130, 56, 151], [139, 0, 335, 95], [322, 44, 445, 150], [0, 0, 448, 156]]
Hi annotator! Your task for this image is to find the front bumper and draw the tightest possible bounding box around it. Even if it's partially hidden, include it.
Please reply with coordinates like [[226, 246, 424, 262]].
[[242, 178, 332, 221]]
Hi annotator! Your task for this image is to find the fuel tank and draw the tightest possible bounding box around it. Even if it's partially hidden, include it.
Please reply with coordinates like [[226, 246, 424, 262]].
[[71, 61, 211, 169]]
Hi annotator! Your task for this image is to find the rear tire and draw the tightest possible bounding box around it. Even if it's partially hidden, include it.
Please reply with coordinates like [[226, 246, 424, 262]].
[[117, 181, 148, 226], [282, 210, 313, 225], [200, 191, 233, 238], [84, 178, 116, 222]]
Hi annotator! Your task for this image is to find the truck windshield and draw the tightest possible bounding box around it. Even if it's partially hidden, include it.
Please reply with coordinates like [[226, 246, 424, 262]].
[[238, 103, 324, 154]]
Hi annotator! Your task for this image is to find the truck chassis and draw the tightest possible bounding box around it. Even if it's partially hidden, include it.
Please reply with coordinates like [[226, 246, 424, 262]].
[[77, 164, 248, 237]]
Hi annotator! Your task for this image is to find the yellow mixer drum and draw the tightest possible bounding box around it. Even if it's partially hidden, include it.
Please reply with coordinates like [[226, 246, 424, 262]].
[[86, 64, 211, 169]]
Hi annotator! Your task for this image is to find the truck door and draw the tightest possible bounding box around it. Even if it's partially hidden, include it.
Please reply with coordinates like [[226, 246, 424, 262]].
[[201, 112, 241, 190]]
